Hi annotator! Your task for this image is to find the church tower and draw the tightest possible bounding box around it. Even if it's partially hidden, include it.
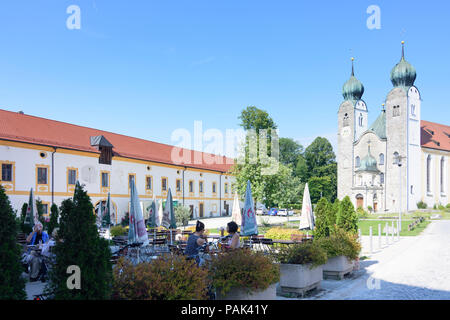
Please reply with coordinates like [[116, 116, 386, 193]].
[[385, 42, 422, 212], [337, 58, 368, 200]]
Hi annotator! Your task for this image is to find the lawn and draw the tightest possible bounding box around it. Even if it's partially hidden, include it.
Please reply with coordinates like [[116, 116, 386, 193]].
[[358, 219, 431, 236]]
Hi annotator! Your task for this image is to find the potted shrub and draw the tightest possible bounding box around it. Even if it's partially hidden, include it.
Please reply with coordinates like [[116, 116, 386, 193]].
[[273, 241, 327, 296], [209, 248, 280, 300], [112, 255, 210, 300], [316, 227, 361, 280]]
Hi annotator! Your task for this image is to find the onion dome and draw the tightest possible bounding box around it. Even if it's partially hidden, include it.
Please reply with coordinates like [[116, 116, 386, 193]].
[[343, 58, 365, 101], [390, 41, 416, 88], [356, 145, 379, 173]]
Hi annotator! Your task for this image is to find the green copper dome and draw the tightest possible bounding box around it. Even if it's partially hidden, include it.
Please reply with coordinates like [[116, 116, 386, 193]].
[[390, 42, 416, 88], [356, 146, 379, 173], [343, 59, 364, 101]]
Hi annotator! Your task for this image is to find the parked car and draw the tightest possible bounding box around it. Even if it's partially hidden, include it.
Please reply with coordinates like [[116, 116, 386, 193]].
[[268, 208, 278, 216], [256, 208, 267, 215], [287, 210, 295, 216], [278, 209, 288, 216]]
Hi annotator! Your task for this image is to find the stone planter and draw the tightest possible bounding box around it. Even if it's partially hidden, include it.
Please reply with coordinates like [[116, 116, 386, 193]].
[[322, 256, 353, 280], [215, 283, 277, 300], [279, 263, 322, 297]]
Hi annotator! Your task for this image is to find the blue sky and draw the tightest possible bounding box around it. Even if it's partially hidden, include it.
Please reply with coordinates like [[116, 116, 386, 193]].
[[0, 0, 449, 153]]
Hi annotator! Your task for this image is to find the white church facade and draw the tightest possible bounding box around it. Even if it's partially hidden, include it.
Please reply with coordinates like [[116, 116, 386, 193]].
[[0, 109, 235, 223], [338, 43, 449, 213]]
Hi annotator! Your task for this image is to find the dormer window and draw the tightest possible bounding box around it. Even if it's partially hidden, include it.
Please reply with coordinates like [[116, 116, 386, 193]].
[[90, 136, 114, 165]]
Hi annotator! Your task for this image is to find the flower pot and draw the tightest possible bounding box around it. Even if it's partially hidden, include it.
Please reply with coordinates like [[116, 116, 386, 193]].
[[279, 263, 322, 296], [215, 283, 277, 300], [322, 256, 353, 280]]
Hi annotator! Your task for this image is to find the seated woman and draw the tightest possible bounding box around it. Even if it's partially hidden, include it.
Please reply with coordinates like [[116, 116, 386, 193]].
[[224, 221, 240, 250], [184, 220, 207, 264]]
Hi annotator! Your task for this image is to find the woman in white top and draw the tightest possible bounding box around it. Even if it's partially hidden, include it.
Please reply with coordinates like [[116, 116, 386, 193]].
[[226, 221, 240, 249]]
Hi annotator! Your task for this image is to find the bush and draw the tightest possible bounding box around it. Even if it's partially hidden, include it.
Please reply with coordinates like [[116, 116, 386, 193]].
[[367, 205, 373, 213], [110, 225, 128, 237], [417, 201, 427, 209], [47, 203, 59, 236], [273, 241, 327, 268], [447, 204, 450, 209], [112, 255, 209, 300], [174, 205, 191, 227], [316, 227, 361, 261], [337, 196, 358, 234], [313, 198, 330, 239], [210, 248, 280, 296], [121, 212, 130, 227], [356, 207, 369, 219], [0, 186, 26, 299], [264, 227, 304, 240], [45, 183, 112, 299]]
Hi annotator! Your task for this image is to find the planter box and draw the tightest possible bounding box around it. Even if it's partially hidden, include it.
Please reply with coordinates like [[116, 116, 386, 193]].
[[279, 263, 322, 297], [216, 283, 277, 300], [322, 256, 353, 280]]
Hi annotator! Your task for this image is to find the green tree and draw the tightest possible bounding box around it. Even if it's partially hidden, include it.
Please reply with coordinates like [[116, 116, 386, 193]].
[[279, 138, 303, 167], [336, 196, 358, 234], [238, 106, 277, 132], [175, 205, 191, 227], [303, 137, 336, 176], [45, 183, 112, 299], [0, 186, 26, 299], [314, 198, 331, 239], [328, 198, 340, 229], [295, 155, 308, 182], [308, 176, 333, 204], [48, 203, 59, 236], [20, 203, 32, 234]]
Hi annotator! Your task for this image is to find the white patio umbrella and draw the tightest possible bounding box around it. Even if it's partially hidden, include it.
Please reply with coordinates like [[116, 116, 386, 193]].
[[231, 191, 242, 225], [299, 183, 315, 230], [241, 180, 258, 236], [128, 178, 149, 245]]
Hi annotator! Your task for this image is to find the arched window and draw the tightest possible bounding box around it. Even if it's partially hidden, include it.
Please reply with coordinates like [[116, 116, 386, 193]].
[[393, 152, 399, 165], [359, 113, 363, 127], [343, 113, 349, 127], [379, 153, 385, 165], [411, 104, 416, 116], [380, 173, 384, 184], [427, 155, 432, 193], [441, 157, 445, 193], [393, 105, 400, 117], [355, 156, 360, 168]]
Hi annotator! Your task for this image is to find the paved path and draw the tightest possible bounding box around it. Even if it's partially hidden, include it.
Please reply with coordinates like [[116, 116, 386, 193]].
[[306, 220, 450, 300]]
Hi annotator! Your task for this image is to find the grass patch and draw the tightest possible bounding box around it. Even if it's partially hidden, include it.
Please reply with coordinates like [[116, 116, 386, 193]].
[[358, 219, 430, 236]]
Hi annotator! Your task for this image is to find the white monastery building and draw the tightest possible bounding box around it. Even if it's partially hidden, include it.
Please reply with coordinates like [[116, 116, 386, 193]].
[[0, 109, 235, 223], [338, 43, 449, 213]]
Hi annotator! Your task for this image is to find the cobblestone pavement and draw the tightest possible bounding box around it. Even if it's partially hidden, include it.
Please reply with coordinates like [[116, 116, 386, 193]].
[[294, 220, 450, 300]]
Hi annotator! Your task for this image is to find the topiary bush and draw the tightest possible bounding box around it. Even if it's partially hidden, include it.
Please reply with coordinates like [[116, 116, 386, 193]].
[[417, 201, 427, 209], [313, 198, 330, 239], [337, 196, 358, 234], [356, 207, 369, 219], [110, 225, 128, 237], [263, 227, 304, 240], [0, 186, 26, 299], [112, 255, 209, 300], [209, 248, 280, 296], [273, 241, 327, 269], [316, 227, 361, 261]]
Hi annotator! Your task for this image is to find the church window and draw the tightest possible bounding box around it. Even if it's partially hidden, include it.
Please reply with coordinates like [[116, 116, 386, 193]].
[[411, 104, 416, 116], [380, 173, 384, 184], [393, 152, 399, 165], [355, 156, 360, 168], [393, 105, 400, 117], [427, 155, 432, 193], [379, 153, 385, 165], [359, 113, 363, 127], [343, 113, 349, 127]]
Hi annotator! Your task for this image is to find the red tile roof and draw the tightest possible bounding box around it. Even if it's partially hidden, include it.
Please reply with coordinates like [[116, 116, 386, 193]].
[[0, 109, 234, 173], [421, 120, 450, 152]]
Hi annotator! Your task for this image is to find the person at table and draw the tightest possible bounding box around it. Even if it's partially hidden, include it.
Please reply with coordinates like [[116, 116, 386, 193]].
[[224, 221, 240, 249], [184, 220, 207, 264], [25, 222, 49, 281]]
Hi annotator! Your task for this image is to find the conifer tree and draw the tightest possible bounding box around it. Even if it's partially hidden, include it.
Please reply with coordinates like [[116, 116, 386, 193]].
[[313, 197, 330, 239], [336, 196, 358, 234], [0, 186, 26, 299], [45, 183, 112, 299], [48, 203, 59, 236], [327, 198, 340, 231]]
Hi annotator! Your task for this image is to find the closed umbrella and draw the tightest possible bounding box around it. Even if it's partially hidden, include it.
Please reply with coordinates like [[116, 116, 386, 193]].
[[299, 183, 315, 230], [147, 195, 158, 228], [97, 199, 103, 228], [158, 198, 163, 227], [161, 188, 177, 244], [128, 178, 149, 245], [241, 180, 258, 236], [231, 191, 241, 225]]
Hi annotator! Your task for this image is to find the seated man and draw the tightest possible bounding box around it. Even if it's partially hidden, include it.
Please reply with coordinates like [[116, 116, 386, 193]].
[[25, 223, 49, 281]]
